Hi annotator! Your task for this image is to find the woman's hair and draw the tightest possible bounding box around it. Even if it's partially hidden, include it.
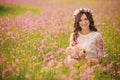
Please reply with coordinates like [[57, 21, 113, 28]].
[[73, 11, 97, 44]]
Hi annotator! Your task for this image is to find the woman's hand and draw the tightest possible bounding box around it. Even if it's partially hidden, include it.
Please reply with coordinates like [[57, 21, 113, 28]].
[[66, 46, 80, 59], [74, 46, 86, 60], [66, 46, 87, 60], [72, 41, 77, 46]]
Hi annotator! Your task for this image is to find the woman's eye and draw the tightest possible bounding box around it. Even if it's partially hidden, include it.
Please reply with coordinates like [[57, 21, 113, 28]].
[[85, 18, 88, 20], [79, 20, 82, 22]]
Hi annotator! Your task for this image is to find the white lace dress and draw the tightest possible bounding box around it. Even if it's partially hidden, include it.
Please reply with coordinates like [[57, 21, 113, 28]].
[[66, 31, 104, 63]]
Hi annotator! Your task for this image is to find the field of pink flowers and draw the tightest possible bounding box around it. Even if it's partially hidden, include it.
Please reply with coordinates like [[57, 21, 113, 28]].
[[0, 0, 120, 80]]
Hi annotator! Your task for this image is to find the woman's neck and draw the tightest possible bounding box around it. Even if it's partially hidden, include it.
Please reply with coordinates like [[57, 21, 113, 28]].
[[80, 29, 91, 35]]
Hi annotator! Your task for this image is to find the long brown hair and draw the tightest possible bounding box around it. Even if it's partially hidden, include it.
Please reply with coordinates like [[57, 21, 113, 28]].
[[73, 12, 97, 44]]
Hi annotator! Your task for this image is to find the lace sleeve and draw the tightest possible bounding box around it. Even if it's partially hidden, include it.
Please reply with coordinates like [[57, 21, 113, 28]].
[[96, 33, 104, 58]]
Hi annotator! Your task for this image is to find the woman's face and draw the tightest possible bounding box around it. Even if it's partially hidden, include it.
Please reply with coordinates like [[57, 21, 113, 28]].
[[79, 14, 90, 30]]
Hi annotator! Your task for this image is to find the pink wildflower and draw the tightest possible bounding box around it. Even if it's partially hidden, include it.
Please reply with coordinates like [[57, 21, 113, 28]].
[[107, 62, 113, 70], [117, 69, 120, 75], [25, 74, 31, 79], [0, 54, 4, 63], [101, 67, 107, 73], [32, 56, 37, 60], [7, 65, 14, 72]]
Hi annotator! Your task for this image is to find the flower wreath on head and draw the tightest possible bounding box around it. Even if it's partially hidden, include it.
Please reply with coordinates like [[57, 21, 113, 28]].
[[73, 8, 93, 17]]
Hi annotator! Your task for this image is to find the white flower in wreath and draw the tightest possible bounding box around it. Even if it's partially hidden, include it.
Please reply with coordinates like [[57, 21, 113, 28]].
[[73, 9, 80, 17]]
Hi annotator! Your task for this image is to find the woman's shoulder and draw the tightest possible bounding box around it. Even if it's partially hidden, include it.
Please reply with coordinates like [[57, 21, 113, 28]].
[[92, 31, 103, 40], [92, 31, 102, 36]]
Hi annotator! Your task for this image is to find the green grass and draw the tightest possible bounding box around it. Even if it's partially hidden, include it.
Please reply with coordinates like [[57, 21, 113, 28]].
[[0, 0, 120, 80], [0, 5, 41, 16]]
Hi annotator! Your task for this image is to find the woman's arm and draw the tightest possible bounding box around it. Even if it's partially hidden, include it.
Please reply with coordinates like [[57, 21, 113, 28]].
[[69, 33, 77, 47], [96, 33, 104, 59]]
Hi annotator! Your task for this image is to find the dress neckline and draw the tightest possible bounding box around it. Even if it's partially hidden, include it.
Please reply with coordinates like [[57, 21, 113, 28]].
[[78, 31, 93, 37]]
